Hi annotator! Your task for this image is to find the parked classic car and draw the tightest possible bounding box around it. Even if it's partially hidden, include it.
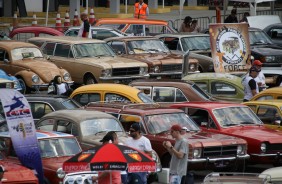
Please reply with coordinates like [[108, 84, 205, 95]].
[[95, 18, 177, 36], [183, 73, 244, 102], [0, 69, 22, 91], [250, 86, 282, 101], [0, 41, 72, 93], [263, 23, 282, 47], [64, 26, 126, 40], [25, 94, 81, 122], [105, 36, 199, 79], [0, 154, 38, 184], [0, 130, 82, 184], [129, 79, 215, 103], [28, 36, 149, 85], [9, 26, 64, 42], [171, 102, 282, 166], [63, 171, 97, 184], [243, 100, 282, 131], [156, 33, 214, 72], [85, 102, 249, 171], [70, 83, 154, 106]]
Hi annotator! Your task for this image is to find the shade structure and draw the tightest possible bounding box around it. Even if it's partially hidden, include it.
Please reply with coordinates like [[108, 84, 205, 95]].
[[63, 143, 156, 173]]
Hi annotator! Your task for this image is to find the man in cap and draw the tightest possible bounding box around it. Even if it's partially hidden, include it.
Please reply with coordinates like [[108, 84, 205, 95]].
[[126, 122, 152, 184], [252, 60, 266, 91], [78, 12, 91, 38], [243, 66, 260, 102], [163, 124, 188, 184]]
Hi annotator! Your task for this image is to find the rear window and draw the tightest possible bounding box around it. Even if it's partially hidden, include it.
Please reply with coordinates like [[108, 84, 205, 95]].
[[61, 99, 81, 109]]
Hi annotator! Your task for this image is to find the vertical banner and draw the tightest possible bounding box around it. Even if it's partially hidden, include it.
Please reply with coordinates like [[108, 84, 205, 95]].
[[209, 23, 251, 73], [0, 89, 44, 184]]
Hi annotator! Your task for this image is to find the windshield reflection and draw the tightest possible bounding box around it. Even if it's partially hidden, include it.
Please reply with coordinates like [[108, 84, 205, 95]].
[[128, 40, 170, 54], [12, 48, 43, 60], [213, 107, 263, 127], [74, 43, 115, 58], [249, 30, 273, 45], [144, 113, 199, 134], [181, 36, 210, 51]]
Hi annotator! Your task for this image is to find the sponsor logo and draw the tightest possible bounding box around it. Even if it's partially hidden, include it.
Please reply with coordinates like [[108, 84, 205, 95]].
[[78, 153, 91, 161], [128, 153, 142, 162], [3, 95, 31, 117]]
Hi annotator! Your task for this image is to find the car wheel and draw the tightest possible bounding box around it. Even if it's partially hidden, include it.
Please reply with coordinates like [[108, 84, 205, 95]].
[[84, 74, 96, 85], [17, 77, 31, 94]]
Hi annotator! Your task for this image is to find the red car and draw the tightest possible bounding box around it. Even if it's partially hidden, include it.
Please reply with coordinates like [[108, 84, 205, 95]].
[[170, 102, 282, 166]]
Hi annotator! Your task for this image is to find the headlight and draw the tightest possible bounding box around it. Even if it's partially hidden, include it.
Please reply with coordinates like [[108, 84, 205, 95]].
[[139, 67, 148, 75], [63, 72, 71, 81], [264, 56, 275, 62], [6, 82, 13, 89], [237, 145, 243, 155], [193, 149, 201, 158], [13, 80, 20, 89], [31, 74, 39, 83], [261, 143, 266, 153], [189, 63, 196, 71], [101, 69, 112, 77], [75, 176, 83, 184], [56, 168, 65, 179], [150, 66, 160, 73]]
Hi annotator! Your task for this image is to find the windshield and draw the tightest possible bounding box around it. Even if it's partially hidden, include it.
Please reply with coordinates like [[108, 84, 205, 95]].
[[11, 47, 43, 60], [73, 43, 115, 58], [144, 112, 199, 134], [249, 30, 273, 45], [191, 83, 212, 100], [128, 39, 170, 54], [39, 138, 81, 158], [138, 92, 154, 103], [181, 36, 210, 51], [213, 106, 263, 127], [80, 118, 123, 136], [61, 99, 81, 109]]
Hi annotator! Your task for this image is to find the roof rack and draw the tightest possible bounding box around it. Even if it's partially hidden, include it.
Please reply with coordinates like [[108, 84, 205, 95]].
[[85, 101, 161, 110]]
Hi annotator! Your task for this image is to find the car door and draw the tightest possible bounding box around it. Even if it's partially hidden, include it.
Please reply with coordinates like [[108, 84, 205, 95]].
[[72, 93, 101, 106]]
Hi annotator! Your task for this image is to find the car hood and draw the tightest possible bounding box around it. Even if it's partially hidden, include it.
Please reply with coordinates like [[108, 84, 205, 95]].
[[251, 46, 282, 55], [225, 126, 282, 143], [13, 58, 63, 82], [127, 53, 183, 65], [76, 56, 147, 68], [42, 156, 72, 171]]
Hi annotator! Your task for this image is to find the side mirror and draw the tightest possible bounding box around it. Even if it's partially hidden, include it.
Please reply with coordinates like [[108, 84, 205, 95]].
[[4, 59, 9, 63]]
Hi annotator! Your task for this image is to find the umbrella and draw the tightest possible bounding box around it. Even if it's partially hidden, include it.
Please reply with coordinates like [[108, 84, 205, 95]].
[[63, 143, 156, 174]]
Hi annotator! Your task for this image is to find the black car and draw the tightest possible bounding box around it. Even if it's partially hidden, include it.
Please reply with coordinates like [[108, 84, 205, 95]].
[[25, 94, 81, 122], [263, 23, 282, 47]]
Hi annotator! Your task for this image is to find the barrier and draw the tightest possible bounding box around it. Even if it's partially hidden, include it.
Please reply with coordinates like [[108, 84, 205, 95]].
[[73, 9, 80, 26], [64, 11, 70, 30], [55, 12, 63, 32]]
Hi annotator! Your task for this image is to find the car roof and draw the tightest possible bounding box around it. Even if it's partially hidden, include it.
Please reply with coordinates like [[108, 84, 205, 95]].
[[0, 41, 38, 50], [244, 100, 282, 106], [183, 73, 242, 82], [96, 18, 169, 25], [42, 109, 116, 122], [29, 36, 105, 44], [130, 79, 196, 87], [249, 27, 264, 31], [105, 36, 156, 42], [0, 130, 74, 139], [156, 33, 209, 38], [67, 26, 117, 30], [256, 86, 282, 94], [171, 101, 246, 109], [9, 26, 64, 37]]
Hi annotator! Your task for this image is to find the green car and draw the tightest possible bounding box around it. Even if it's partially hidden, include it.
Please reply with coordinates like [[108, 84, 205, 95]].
[[183, 73, 244, 102]]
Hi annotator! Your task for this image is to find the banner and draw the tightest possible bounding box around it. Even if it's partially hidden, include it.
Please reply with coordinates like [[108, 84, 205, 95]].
[[209, 23, 251, 73], [0, 89, 44, 184]]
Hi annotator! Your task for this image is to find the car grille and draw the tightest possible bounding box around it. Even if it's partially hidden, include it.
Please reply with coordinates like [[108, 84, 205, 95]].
[[112, 67, 140, 76], [203, 145, 238, 157], [267, 144, 282, 152], [162, 64, 182, 72]]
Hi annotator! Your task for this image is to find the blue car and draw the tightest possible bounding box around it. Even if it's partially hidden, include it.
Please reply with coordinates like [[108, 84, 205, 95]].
[[0, 69, 22, 92]]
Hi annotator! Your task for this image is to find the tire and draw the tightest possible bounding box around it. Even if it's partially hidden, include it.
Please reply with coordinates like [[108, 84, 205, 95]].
[[17, 77, 31, 94], [84, 74, 96, 85]]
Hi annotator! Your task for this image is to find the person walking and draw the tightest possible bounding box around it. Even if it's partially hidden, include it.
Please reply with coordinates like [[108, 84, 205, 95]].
[[243, 66, 260, 102], [78, 12, 91, 38], [134, 0, 149, 19], [126, 122, 152, 184], [92, 131, 121, 184], [252, 60, 266, 91], [163, 124, 188, 184], [224, 9, 238, 23], [179, 16, 192, 32]]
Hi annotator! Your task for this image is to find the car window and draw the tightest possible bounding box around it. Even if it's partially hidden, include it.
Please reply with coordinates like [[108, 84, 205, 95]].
[[11, 47, 43, 60], [108, 41, 126, 54], [194, 82, 208, 93], [37, 119, 56, 131], [65, 29, 79, 36], [269, 28, 282, 39], [175, 89, 187, 102], [29, 102, 53, 120], [61, 99, 81, 109], [119, 115, 145, 134], [29, 40, 45, 48], [247, 105, 257, 112], [105, 93, 131, 102], [256, 95, 273, 101], [137, 92, 154, 103], [153, 87, 175, 102], [43, 42, 56, 55], [93, 29, 118, 40], [125, 24, 144, 36], [257, 105, 281, 125], [12, 33, 35, 42], [163, 37, 180, 51], [0, 49, 5, 61], [211, 82, 236, 95], [57, 120, 76, 135], [72, 93, 101, 106], [135, 87, 151, 97], [54, 44, 72, 58], [145, 25, 174, 36]]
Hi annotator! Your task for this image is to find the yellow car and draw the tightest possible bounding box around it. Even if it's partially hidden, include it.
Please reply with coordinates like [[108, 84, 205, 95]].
[[250, 86, 282, 101], [243, 100, 282, 131], [70, 84, 154, 106]]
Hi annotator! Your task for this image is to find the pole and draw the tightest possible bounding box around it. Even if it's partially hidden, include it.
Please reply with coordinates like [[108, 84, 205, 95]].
[[223, 0, 227, 20], [86, 0, 88, 13], [163, 0, 164, 8], [45, 0, 49, 26], [125, 0, 128, 13]]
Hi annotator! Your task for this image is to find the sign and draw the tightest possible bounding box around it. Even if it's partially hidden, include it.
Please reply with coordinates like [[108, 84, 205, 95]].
[[209, 23, 251, 73], [0, 89, 44, 184]]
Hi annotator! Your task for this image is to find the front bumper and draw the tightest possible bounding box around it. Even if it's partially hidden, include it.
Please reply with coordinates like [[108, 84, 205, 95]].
[[189, 154, 250, 163], [99, 74, 149, 80], [250, 152, 282, 165], [32, 81, 74, 92]]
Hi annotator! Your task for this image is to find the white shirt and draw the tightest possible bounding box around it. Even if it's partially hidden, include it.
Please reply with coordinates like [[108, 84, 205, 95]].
[[254, 71, 266, 86], [243, 75, 259, 100], [57, 83, 67, 95], [126, 136, 152, 152]]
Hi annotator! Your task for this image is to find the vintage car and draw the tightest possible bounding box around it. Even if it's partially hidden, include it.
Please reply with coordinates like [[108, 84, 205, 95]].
[[35, 109, 162, 175], [64, 26, 126, 40], [95, 18, 177, 36], [243, 100, 282, 131], [25, 94, 81, 122], [0, 154, 38, 183], [63, 171, 97, 184], [0, 69, 22, 91], [84, 102, 249, 171], [182, 73, 244, 102], [250, 86, 282, 101], [0, 130, 82, 184], [105, 36, 199, 79], [263, 23, 282, 47], [156, 33, 214, 72], [0, 41, 72, 94], [70, 83, 154, 106], [170, 102, 282, 166], [9, 26, 64, 42], [129, 79, 215, 103], [28, 36, 149, 85]]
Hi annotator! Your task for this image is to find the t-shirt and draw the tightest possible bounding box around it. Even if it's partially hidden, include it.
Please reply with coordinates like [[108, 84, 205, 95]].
[[82, 19, 90, 38], [169, 138, 188, 177], [126, 136, 152, 153]]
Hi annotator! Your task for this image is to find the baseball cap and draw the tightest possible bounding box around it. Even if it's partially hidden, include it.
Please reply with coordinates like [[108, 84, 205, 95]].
[[171, 124, 182, 132], [249, 66, 261, 72], [253, 60, 262, 66], [130, 123, 141, 132]]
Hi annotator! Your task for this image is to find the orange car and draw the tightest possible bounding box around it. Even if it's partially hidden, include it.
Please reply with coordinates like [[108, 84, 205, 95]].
[[95, 18, 177, 36]]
